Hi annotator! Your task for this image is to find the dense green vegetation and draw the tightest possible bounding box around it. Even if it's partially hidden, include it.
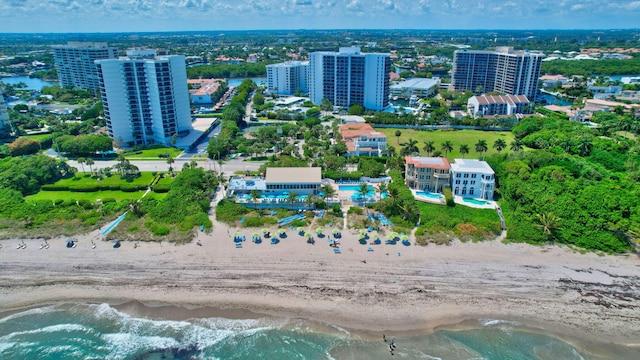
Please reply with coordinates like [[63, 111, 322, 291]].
[[415, 203, 502, 245], [373, 170, 419, 228], [55, 134, 113, 157], [541, 56, 640, 77], [0, 155, 72, 195], [186, 63, 267, 79], [490, 116, 640, 253]]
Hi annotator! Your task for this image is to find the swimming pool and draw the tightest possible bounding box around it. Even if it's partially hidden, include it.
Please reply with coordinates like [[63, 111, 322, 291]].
[[416, 191, 444, 199], [338, 185, 374, 192], [463, 198, 490, 205]]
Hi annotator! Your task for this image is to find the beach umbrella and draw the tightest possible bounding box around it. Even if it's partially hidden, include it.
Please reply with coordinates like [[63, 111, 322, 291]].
[[297, 227, 305, 235], [252, 232, 260, 238], [373, 233, 380, 240], [316, 228, 324, 234], [332, 229, 340, 234], [304, 232, 313, 238], [262, 228, 269, 234], [278, 229, 286, 234], [359, 228, 368, 235], [400, 234, 410, 241]]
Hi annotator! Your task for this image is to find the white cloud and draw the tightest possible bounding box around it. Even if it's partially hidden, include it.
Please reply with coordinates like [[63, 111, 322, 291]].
[[1, 0, 639, 32]]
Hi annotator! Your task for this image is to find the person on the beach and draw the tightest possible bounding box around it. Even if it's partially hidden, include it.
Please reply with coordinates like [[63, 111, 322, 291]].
[[383, 334, 386, 342]]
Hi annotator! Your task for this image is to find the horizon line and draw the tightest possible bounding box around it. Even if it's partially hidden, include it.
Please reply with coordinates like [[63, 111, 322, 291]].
[[1, 28, 640, 35]]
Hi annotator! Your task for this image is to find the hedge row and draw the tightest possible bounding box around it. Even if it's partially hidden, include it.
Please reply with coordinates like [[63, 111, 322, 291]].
[[322, 169, 363, 181], [41, 184, 147, 192]]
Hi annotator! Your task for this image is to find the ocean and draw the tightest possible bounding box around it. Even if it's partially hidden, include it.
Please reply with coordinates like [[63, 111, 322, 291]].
[[0, 303, 634, 359]]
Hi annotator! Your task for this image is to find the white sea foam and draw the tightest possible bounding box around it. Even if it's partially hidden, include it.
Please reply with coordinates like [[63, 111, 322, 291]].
[[480, 319, 522, 327], [0, 341, 16, 353], [0, 305, 59, 324], [102, 333, 180, 359], [1, 323, 95, 340]]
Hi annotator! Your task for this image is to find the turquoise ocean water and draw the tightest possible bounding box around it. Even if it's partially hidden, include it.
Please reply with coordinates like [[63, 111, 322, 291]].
[[0, 303, 633, 359]]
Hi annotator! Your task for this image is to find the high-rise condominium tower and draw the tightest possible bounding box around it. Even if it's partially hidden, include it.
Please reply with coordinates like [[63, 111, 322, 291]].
[[452, 47, 543, 100], [96, 50, 192, 148], [308, 47, 391, 111], [266, 61, 309, 95], [52, 42, 117, 93]]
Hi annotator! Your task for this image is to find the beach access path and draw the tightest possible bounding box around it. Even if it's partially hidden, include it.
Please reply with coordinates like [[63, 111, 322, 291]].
[[0, 220, 638, 355]]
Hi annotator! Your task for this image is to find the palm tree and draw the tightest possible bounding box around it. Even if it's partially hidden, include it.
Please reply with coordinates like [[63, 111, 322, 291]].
[[321, 184, 336, 202], [475, 140, 488, 160], [441, 140, 453, 158], [459, 144, 469, 158], [423, 141, 435, 157], [377, 182, 388, 200], [77, 157, 86, 174], [287, 191, 298, 205], [166, 155, 175, 175], [493, 139, 507, 153], [85, 158, 95, 176], [400, 138, 419, 156], [509, 140, 523, 152], [537, 212, 562, 239], [250, 189, 261, 204], [577, 137, 592, 156], [388, 187, 400, 206], [395, 130, 402, 144]]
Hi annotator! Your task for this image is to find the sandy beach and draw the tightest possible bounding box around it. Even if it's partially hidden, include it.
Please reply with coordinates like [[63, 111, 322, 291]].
[[0, 218, 638, 355]]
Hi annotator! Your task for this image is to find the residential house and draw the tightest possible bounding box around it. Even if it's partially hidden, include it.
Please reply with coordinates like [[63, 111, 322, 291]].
[[450, 159, 495, 200], [467, 94, 530, 118], [339, 123, 387, 156], [404, 157, 451, 193]]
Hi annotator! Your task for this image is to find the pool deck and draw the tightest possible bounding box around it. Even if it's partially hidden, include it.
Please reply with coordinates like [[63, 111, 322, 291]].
[[454, 195, 497, 209], [410, 189, 445, 205]]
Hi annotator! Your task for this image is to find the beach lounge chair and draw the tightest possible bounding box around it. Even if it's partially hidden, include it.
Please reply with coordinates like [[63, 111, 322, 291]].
[[235, 243, 243, 248], [333, 248, 342, 254], [367, 247, 374, 252]]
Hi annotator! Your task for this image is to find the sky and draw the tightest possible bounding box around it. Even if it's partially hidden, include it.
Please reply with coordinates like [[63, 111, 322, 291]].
[[1, 0, 639, 33]]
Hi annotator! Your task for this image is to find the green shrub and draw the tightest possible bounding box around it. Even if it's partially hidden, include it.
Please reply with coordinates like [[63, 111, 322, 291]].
[[243, 216, 263, 227], [101, 198, 116, 203], [144, 221, 170, 236], [153, 184, 171, 193], [41, 185, 70, 191], [127, 225, 139, 232], [53, 199, 64, 206], [348, 206, 363, 215], [120, 184, 142, 192], [443, 187, 454, 207], [216, 199, 250, 223]]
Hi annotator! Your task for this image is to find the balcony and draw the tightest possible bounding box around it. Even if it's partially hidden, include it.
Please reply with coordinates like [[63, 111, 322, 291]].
[[434, 173, 450, 179]]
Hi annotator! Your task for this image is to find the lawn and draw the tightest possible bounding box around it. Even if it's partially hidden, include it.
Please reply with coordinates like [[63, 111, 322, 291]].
[[55, 172, 155, 188], [376, 128, 515, 160], [24, 133, 53, 140], [121, 147, 182, 159], [26, 190, 146, 203], [26, 189, 168, 203]]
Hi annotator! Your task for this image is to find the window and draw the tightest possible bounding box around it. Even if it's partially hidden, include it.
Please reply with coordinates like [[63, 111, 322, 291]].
[[470, 188, 475, 195]]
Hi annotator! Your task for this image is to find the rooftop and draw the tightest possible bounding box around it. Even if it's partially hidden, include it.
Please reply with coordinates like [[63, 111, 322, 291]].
[[450, 159, 495, 174], [405, 156, 451, 169], [339, 123, 386, 139], [390, 78, 440, 90], [265, 167, 322, 184], [470, 94, 529, 106]]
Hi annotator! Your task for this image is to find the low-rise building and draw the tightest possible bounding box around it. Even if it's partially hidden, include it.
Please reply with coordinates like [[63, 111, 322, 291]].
[[404, 156, 451, 193], [450, 159, 495, 200], [189, 80, 222, 105], [390, 78, 440, 99], [467, 94, 530, 118], [339, 123, 387, 157], [540, 75, 570, 88]]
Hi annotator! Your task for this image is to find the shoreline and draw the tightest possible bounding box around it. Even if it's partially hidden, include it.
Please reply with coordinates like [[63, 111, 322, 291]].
[[1, 298, 637, 359], [1, 220, 639, 356]]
